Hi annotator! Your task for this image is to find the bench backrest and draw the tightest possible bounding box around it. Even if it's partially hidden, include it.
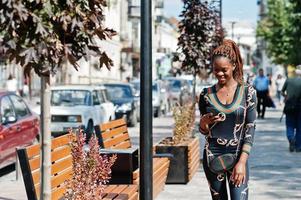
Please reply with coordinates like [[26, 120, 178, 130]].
[[17, 134, 73, 200], [96, 118, 132, 149]]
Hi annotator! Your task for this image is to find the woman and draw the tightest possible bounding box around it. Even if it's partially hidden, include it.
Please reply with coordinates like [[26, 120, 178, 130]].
[[199, 39, 257, 200]]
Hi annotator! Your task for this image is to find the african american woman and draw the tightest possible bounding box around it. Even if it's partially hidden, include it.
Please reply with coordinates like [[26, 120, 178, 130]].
[[198, 39, 257, 200]]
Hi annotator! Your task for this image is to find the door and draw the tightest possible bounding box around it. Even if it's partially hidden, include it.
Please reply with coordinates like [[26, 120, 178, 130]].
[[92, 90, 103, 124], [98, 89, 113, 122], [0, 96, 18, 165], [9, 95, 35, 146]]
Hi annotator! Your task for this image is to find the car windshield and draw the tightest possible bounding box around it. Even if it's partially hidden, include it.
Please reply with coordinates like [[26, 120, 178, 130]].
[[152, 83, 158, 93], [131, 81, 140, 92], [51, 90, 91, 106], [105, 85, 133, 100]]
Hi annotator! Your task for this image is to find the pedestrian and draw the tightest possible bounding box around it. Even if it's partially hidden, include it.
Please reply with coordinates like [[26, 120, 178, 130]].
[[281, 67, 301, 152], [275, 74, 285, 105], [198, 39, 257, 200], [6, 74, 18, 94], [253, 68, 269, 119]]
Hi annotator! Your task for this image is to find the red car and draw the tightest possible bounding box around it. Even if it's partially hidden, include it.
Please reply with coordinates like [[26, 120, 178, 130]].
[[0, 91, 39, 168]]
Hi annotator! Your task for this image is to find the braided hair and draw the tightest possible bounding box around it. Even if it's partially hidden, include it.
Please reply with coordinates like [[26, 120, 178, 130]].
[[212, 39, 244, 84]]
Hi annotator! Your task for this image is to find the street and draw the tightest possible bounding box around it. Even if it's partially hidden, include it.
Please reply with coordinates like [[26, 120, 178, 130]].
[[1, 107, 301, 199]]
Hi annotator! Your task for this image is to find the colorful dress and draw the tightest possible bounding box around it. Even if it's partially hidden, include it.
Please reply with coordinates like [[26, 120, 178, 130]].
[[198, 83, 257, 200]]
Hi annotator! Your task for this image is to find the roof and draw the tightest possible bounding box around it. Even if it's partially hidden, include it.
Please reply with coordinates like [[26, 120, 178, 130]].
[[51, 84, 106, 91]]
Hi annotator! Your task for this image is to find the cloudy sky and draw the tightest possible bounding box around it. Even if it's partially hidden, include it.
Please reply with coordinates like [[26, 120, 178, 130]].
[[164, 0, 259, 25]]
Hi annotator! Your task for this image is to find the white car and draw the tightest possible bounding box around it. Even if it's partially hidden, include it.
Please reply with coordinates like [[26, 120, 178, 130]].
[[36, 85, 115, 137]]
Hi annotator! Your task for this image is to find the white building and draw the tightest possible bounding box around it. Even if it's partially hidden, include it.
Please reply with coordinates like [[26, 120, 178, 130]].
[[154, 17, 179, 78]]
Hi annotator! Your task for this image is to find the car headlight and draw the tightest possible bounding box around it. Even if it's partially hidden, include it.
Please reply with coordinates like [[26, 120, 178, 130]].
[[116, 102, 132, 112], [68, 115, 82, 122]]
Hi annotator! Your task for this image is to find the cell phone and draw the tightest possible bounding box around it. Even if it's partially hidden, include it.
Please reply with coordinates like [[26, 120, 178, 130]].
[[206, 107, 219, 116], [206, 107, 226, 121]]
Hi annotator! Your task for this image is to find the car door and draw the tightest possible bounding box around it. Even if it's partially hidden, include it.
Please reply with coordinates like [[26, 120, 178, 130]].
[[92, 90, 103, 124], [9, 95, 35, 146], [99, 89, 114, 122], [0, 95, 18, 165]]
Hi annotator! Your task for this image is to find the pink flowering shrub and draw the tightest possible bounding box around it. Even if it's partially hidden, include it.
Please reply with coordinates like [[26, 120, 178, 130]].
[[64, 130, 117, 200]]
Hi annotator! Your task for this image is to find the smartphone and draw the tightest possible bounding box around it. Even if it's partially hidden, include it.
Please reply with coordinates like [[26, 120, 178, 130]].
[[206, 107, 226, 121], [206, 107, 219, 116]]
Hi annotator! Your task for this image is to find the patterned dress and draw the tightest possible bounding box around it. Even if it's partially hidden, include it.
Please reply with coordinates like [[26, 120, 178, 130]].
[[198, 83, 257, 200]]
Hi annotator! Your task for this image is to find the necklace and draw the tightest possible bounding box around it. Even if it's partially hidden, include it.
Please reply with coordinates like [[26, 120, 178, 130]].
[[216, 83, 238, 99]]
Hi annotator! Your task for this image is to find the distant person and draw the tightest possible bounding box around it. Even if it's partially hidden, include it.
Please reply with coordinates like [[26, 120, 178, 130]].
[[125, 76, 131, 83], [253, 69, 269, 119], [6, 74, 18, 94], [281, 67, 301, 152], [275, 74, 285, 105], [22, 78, 29, 98], [199, 39, 257, 200]]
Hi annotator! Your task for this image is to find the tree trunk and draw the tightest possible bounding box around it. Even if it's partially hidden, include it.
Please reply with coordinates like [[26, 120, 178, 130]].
[[40, 75, 51, 200], [192, 73, 196, 104]]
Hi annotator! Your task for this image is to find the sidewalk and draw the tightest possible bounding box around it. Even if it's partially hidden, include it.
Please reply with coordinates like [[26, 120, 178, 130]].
[[1, 108, 301, 199], [157, 108, 301, 200]]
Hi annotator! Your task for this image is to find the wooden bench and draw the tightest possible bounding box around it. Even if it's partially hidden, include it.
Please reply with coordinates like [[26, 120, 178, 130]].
[[16, 133, 138, 200], [95, 118, 171, 199]]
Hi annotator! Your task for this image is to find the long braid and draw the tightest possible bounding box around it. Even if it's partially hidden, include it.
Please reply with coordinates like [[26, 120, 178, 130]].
[[212, 39, 244, 84]]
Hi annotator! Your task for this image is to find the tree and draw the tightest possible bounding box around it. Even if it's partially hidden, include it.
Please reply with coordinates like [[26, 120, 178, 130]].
[[288, 0, 301, 65], [257, 0, 301, 67], [175, 0, 223, 102], [0, 1, 115, 199]]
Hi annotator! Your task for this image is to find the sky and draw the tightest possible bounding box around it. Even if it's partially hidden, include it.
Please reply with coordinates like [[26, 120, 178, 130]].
[[164, 0, 259, 26]]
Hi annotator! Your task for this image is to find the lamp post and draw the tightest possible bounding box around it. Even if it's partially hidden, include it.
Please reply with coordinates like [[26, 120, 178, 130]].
[[140, 0, 153, 199], [230, 21, 236, 40]]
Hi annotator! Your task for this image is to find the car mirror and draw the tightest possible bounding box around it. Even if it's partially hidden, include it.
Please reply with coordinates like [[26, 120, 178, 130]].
[[2, 115, 17, 125]]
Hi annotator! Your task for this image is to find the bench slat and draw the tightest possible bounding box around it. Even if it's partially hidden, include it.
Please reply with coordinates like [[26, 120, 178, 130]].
[[102, 185, 128, 199], [29, 146, 71, 172], [112, 141, 132, 149], [100, 118, 127, 131], [52, 185, 67, 200], [103, 133, 131, 149], [26, 144, 40, 158], [128, 192, 138, 200], [51, 167, 73, 189], [102, 125, 128, 140], [26, 134, 73, 159]]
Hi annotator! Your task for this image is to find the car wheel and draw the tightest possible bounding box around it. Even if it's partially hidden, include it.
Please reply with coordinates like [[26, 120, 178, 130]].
[[129, 110, 137, 127], [154, 107, 161, 118], [85, 120, 94, 141], [162, 104, 168, 116]]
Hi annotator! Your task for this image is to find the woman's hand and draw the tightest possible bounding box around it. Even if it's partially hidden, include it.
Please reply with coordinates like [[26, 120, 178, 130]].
[[199, 113, 224, 134], [231, 161, 246, 187]]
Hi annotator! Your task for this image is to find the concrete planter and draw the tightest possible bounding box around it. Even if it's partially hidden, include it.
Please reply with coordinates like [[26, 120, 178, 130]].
[[155, 137, 200, 184]]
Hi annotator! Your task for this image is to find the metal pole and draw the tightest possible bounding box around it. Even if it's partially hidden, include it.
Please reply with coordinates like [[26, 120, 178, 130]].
[[220, 0, 222, 25], [231, 21, 236, 40], [140, 0, 153, 199]]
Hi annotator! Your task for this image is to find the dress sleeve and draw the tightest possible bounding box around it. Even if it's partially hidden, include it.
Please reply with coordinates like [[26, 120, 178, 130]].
[[198, 89, 208, 134], [242, 85, 257, 155], [198, 89, 207, 115]]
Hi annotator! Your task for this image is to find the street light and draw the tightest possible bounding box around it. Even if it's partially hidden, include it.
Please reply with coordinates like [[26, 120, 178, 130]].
[[230, 21, 236, 40]]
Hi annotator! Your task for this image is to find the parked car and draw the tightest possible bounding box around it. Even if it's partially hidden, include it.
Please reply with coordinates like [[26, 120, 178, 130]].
[[153, 81, 169, 117], [36, 85, 115, 137], [162, 77, 193, 107], [130, 80, 168, 117], [103, 83, 139, 127], [0, 91, 39, 168]]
